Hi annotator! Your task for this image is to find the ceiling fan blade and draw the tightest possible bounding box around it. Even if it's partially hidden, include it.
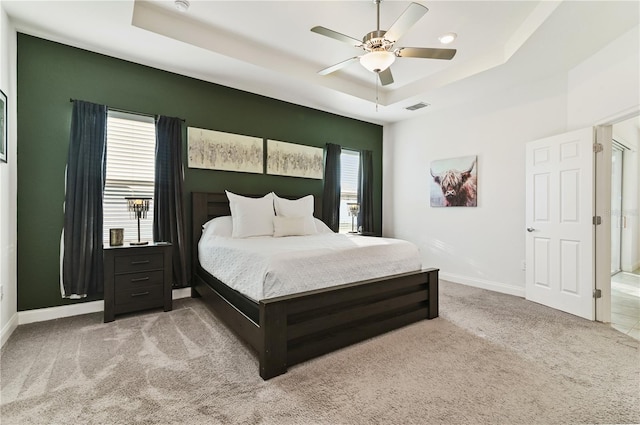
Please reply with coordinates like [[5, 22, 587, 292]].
[[378, 68, 394, 86], [397, 47, 457, 60], [384, 3, 428, 43], [311, 26, 363, 47], [318, 57, 360, 76]]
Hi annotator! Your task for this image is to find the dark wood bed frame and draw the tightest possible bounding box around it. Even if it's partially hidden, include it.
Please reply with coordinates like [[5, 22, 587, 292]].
[[191, 192, 439, 380]]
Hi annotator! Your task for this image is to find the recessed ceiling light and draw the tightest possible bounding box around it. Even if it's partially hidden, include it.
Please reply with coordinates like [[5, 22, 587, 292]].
[[438, 32, 457, 45], [175, 0, 190, 12]]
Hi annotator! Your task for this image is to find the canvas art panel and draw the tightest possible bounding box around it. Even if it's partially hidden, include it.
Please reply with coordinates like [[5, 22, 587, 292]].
[[266, 140, 323, 179], [430, 155, 477, 207], [188, 127, 263, 174]]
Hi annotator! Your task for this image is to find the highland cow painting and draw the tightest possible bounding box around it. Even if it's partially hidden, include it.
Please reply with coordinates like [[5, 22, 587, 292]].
[[430, 155, 477, 207]]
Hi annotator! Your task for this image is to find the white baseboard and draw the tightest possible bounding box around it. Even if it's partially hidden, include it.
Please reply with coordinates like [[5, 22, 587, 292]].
[[19, 300, 104, 325], [18, 287, 192, 326], [1, 312, 19, 348], [621, 261, 640, 273], [172, 287, 191, 299], [439, 272, 525, 298]]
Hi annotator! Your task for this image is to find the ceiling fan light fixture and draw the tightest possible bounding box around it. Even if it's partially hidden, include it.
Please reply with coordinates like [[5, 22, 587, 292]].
[[438, 32, 457, 45], [360, 51, 396, 73], [174, 0, 190, 12]]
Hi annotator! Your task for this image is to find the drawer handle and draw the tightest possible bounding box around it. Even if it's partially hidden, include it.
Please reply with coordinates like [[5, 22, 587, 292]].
[[131, 291, 150, 297], [131, 260, 150, 265], [130, 277, 150, 283]]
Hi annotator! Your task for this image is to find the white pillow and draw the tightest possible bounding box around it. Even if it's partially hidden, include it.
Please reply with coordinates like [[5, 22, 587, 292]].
[[273, 193, 314, 217], [273, 216, 314, 237], [273, 193, 317, 234], [226, 191, 275, 238], [202, 216, 233, 237], [314, 218, 335, 234]]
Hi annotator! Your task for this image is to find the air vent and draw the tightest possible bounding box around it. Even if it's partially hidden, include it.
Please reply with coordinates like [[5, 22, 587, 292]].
[[405, 102, 430, 111]]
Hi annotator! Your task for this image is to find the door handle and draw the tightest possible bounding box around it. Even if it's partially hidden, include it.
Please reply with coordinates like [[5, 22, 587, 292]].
[[527, 227, 535, 232]]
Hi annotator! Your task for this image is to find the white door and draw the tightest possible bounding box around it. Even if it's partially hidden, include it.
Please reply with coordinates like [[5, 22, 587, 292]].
[[525, 127, 595, 320]]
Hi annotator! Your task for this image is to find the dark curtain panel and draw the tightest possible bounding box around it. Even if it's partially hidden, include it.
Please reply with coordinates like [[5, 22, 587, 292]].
[[154, 115, 189, 287], [358, 150, 374, 233], [322, 143, 342, 232], [61, 100, 107, 298]]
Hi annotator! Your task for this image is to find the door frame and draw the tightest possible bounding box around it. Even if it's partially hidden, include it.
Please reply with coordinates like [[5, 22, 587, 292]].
[[594, 105, 640, 323], [610, 144, 625, 275]]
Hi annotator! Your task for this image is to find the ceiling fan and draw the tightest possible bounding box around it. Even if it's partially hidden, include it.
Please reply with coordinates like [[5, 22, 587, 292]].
[[311, 0, 457, 86]]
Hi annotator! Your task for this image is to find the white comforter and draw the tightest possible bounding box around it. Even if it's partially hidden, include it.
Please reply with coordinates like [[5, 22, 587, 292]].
[[198, 232, 422, 301]]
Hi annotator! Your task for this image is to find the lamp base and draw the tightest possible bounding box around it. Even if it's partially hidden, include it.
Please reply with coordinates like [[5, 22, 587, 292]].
[[130, 241, 149, 246]]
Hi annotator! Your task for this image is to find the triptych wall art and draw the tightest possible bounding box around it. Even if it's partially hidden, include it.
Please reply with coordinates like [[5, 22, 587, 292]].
[[187, 127, 263, 174], [187, 127, 323, 180], [429, 155, 478, 207], [266, 140, 324, 179]]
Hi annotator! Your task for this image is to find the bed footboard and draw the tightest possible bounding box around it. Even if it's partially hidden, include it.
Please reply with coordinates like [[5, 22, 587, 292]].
[[258, 268, 439, 379]]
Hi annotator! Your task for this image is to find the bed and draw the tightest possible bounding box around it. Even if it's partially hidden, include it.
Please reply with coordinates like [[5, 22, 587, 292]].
[[191, 191, 439, 380]]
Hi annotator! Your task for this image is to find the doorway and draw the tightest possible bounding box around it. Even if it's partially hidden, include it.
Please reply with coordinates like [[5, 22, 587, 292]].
[[609, 116, 640, 340]]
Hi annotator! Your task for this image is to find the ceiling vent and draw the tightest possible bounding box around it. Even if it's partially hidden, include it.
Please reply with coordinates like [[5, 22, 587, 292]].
[[405, 102, 430, 111]]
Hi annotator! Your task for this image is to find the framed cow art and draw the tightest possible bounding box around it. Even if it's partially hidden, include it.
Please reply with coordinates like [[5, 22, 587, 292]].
[[429, 155, 477, 207]]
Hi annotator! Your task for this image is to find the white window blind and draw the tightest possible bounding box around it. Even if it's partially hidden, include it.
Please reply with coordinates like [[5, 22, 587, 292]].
[[339, 150, 360, 233], [103, 111, 156, 244]]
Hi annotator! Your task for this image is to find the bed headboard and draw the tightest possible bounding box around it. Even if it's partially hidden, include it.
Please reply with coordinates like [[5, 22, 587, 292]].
[[191, 192, 323, 270]]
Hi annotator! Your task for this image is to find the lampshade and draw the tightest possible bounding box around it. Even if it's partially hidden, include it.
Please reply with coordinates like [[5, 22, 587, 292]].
[[347, 202, 360, 216], [359, 51, 396, 73], [125, 197, 151, 219]]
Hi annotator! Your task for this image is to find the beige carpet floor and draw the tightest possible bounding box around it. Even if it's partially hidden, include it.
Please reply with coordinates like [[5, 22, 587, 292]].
[[1, 281, 638, 425]]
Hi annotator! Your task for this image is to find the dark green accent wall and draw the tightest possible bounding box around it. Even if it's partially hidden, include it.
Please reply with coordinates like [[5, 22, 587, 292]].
[[17, 34, 383, 311]]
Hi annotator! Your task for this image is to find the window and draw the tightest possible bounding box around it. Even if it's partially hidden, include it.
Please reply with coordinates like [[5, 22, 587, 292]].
[[103, 111, 156, 244], [339, 150, 360, 233]]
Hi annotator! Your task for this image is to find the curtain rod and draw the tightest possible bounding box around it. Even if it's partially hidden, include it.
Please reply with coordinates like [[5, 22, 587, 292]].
[[69, 98, 185, 122]]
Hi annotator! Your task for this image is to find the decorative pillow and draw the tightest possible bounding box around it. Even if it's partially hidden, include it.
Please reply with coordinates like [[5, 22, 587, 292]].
[[273, 193, 317, 234], [273, 193, 314, 217], [273, 216, 311, 237], [314, 218, 335, 234], [202, 216, 233, 237], [225, 191, 275, 238]]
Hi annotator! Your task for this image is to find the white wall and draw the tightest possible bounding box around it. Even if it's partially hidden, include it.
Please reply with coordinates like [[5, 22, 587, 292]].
[[383, 74, 568, 295], [571, 25, 640, 274], [384, 24, 639, 295], [567, 26, 640, 130], [0, 3, 18, 346]]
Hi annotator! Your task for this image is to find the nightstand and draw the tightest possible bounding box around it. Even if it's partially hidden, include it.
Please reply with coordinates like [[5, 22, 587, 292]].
[[357, 231, 381, 237], [103, 242, 172, 322]]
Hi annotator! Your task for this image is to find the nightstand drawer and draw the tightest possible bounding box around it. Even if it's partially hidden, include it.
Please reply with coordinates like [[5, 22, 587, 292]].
[[114, 253, 164, 273], [114, 270, 164, 291], [115, 284, 164, 305]]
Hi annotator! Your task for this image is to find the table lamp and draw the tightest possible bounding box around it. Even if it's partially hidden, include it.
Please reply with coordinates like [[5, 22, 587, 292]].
[[125, 196, 151, 245], [347, 202, 360, 233]]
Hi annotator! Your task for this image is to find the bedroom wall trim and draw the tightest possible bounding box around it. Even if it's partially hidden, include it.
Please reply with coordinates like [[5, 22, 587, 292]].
[[16, 288, 191, 326], [439, 272, 525, 298], [1, 312, 18, 348]]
